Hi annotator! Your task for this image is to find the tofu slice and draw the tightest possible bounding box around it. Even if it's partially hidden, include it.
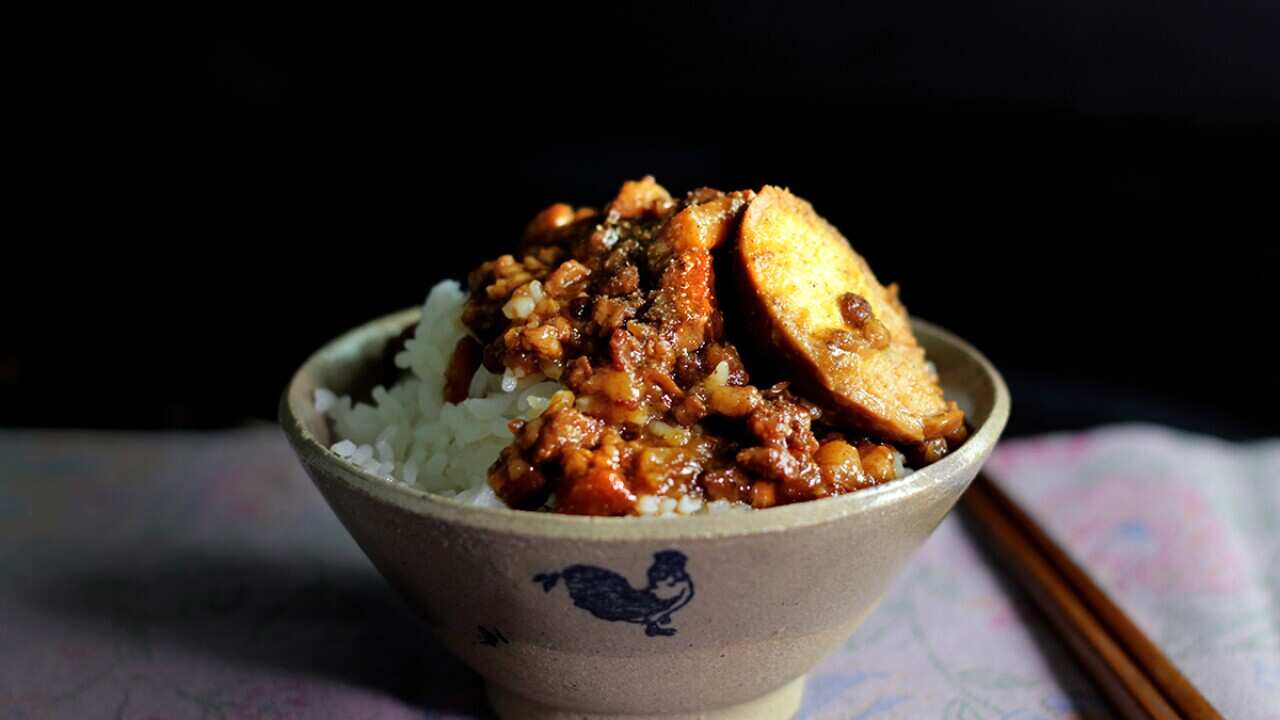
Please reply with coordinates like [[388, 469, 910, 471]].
[[735, 186, 946, 444]]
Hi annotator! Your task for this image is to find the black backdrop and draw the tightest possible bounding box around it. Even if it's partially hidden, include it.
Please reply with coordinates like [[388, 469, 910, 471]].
[[5, 4, 1278, 436]]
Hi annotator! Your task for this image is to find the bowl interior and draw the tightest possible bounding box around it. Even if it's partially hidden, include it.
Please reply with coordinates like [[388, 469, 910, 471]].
[[281, 308, 1009, 538]]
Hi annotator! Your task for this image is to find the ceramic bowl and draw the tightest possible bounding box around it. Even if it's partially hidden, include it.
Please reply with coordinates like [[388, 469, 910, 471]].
[[280, 308, 1009, 719]]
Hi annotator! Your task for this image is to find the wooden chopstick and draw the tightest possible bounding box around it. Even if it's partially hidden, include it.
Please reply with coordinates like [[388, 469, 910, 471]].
[[960, 474, 1223, 720]]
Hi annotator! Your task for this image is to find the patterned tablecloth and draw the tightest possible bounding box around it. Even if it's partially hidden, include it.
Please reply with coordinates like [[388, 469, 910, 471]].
[[1, 425, 1276, 719]]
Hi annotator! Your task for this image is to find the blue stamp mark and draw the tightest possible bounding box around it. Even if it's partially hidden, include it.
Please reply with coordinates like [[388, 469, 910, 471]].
[[534, 550, 694, 637]]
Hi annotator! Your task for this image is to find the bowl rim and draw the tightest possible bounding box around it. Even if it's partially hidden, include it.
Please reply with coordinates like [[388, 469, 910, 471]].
[[280, 307, 1009, 541]]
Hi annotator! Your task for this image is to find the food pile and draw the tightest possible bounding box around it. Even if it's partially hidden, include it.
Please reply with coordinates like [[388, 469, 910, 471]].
[[318, 178, 966, 516]]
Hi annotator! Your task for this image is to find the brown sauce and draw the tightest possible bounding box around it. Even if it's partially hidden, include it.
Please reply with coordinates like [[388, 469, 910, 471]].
[[458, 177, 966, 515]]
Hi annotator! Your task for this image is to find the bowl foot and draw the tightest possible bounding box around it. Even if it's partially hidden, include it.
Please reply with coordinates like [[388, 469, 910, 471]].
[[485, 676, 805, 720]]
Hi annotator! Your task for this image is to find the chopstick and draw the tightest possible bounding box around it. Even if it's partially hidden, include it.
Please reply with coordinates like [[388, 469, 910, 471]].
[[960, 474, 1223, 720]]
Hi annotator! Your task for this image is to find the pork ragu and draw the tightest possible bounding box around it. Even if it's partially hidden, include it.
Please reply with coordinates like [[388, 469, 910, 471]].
[[452, 177, 967, 516]]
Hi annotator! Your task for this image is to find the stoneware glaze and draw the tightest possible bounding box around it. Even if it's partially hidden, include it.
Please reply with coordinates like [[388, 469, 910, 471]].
[[280, 308, 1009, 719]]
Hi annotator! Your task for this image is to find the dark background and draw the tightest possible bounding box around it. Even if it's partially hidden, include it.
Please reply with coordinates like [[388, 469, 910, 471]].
[[6, 4, 1278, 437]]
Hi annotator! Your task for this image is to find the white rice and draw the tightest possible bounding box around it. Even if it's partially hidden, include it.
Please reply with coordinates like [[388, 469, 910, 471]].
[[315, 279, 906, 514], [315, 280, 556, 510]]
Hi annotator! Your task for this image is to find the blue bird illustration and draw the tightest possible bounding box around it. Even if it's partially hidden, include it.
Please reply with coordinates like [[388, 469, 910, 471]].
[[533, 550, 694, 637]]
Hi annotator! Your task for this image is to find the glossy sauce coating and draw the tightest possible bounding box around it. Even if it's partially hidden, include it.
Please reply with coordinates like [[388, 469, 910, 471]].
[[458, 178, 966, 515]]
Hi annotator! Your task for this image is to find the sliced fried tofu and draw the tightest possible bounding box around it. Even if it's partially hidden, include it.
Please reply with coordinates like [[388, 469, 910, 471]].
[[735, 186, 946, 444], [647, 192, 752, 356]]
